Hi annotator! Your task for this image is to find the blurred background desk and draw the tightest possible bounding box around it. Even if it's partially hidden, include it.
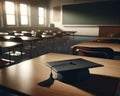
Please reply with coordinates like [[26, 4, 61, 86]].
[[0, 41, 23, 65], [72, 42, 120, 53]]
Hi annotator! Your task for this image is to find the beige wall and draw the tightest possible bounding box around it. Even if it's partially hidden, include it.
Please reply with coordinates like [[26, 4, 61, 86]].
[[49, 0, 110, 36]]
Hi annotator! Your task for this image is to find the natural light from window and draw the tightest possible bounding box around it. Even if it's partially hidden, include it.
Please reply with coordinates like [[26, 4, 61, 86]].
[[5, 1, 15, 25], [38, 7, 45, 25], [20, 4, 28, 25]]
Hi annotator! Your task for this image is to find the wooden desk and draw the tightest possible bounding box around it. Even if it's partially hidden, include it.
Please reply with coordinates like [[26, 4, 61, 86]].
[[62, 31, 77, 42], [3, 35, 40, 49], [14, 33, 24, 36], [41, 34, 55, 51], [41, 34, 54, 38], [2, 36, 40, 41], [0, 32, 9, 36], [0, 41, 22, 48], [93, 37, 120, 43], [72, 42, 120, 53], [0, 41, 23, 64], [0, 53, 120, 96]]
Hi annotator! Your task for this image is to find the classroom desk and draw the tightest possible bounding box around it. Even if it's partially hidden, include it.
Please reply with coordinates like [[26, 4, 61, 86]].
[[2, 35, 41, 49], [62, 31, 77, 43], [0, 53, 120, 96], [2, 35, 40, 41], [0, 32, 9, 36], [41, 34, 54, 38], [0, 41, 22, 48], [93, 37, 120, 43], [41, 34, 55, 51], [0, 41, 23, 63], [72, 41, 120, 53]]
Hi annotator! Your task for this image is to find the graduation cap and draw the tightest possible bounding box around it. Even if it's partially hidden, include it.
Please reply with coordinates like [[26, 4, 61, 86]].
[[38, 58, 103, 87]]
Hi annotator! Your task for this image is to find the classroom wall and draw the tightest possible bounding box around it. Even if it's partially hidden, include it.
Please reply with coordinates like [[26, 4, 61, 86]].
[[49, 0, 112, 36]]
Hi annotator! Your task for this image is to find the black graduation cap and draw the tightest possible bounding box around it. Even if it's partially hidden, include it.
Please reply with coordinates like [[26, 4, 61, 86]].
[[38, 58, 103, 87]]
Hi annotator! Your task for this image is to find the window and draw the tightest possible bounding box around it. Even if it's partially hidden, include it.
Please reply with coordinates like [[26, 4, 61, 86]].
[[5, 1, 15, 25], [20, 4, 29, 25], [38, 7, 45, 25]]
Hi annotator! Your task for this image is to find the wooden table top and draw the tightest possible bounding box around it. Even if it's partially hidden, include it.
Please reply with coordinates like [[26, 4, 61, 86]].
[[0, 32, 9, 35], [72, 41, 120, 52], [20, 36, 40, 41], [41, 34, 55, 39], [0, 53, 120, 96], [0, 41, 22, 48], [2, 36, 40, 41]]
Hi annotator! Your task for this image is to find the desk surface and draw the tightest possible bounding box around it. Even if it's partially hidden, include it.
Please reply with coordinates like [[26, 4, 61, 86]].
[[72, 41, 120, 52], [0, 41, 22, 48], [2, 36, 40, 41], [41, 34, 54, 39], [0, 53, 120, 96], [0, 32, 9, 35]]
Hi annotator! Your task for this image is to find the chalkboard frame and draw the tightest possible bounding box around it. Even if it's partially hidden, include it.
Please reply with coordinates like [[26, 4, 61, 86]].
[[62, 1, 120, 26]]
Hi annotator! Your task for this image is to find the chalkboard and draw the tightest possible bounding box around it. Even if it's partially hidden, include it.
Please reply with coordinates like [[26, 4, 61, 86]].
[[62, 1, 120, 26]]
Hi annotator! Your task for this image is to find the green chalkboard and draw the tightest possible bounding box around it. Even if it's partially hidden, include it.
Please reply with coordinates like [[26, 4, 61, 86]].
[[62, 1, 120, 26]]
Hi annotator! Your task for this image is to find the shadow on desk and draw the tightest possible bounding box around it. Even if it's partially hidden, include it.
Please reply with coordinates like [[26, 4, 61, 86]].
[[68, 74, 119, 96], [39, 74, 119, 96]]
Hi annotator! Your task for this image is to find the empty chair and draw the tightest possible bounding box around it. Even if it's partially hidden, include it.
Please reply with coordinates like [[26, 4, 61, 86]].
[[72, 46, 114, 59]]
